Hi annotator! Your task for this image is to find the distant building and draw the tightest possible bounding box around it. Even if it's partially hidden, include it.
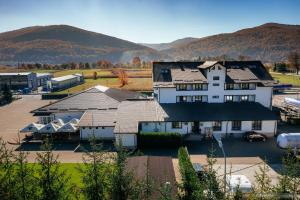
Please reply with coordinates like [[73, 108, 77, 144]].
[[47, 74, 84, 92], [36, 73, 52, 87], [0, 72, 38, 91]]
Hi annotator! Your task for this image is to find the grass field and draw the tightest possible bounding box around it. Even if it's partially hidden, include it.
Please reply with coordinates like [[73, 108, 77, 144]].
[[271, 72, 300, 87], [30, 69, 152, 78], [53, 77, 153, 94]]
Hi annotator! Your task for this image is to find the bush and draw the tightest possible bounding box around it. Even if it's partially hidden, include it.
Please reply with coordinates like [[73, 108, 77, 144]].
[[178, 147, 204, 200], [138, 132, 183, 148]]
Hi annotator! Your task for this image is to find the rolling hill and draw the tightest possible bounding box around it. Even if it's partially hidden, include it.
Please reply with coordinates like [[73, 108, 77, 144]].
[[161, 23, 300, 62], [0, 25, 168, 64], [0, 23, 299, 64], [141, 37, 198, 51]]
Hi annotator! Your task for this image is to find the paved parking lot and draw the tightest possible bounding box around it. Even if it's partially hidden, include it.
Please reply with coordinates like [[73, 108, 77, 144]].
[[0, 95, 51, 145]]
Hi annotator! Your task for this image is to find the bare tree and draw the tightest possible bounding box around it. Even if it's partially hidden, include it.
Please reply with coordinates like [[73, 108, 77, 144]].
[[114, 69, 129, 87]]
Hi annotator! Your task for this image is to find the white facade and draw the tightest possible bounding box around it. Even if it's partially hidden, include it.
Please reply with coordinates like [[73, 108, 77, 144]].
[[154, 63, 273, 108], [140, 120, 277, 138], [115, 134, 137, 148], [80, 126, 115, 140]]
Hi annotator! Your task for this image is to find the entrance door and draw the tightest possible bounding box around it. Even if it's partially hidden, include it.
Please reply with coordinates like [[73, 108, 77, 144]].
[[192, 121, 199, 134]]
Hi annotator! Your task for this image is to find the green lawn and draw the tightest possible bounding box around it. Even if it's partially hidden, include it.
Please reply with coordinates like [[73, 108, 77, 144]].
[[271, 72, 300, 87], [28, 163, 83, 186]]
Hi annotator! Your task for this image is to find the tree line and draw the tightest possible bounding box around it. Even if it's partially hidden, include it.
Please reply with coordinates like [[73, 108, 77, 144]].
[[17, 57, 152, 71], [0, 137, 173, 200], [1, 138, 300, 200]]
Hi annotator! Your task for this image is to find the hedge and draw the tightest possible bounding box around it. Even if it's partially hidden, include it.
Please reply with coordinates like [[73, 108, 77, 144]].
[[178, 147, 204, 200], [137, 132, 183, 148]]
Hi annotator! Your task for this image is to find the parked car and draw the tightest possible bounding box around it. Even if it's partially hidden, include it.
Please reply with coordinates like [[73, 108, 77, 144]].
[[244, 131, 267, 142]]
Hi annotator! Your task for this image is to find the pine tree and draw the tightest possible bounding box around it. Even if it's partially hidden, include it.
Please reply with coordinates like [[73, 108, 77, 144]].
[[158, 181, 173, 200], [2, 84, 12, 103], [276, 148, 300, 199], [250, 161, 274, 200], [36, 139, 71, 200], [205, 146, 224, 200], [78, 137, 109, 200], [110, 143, 136, 200], [13, 149, 38, 200], [0, 137, 16, 200]]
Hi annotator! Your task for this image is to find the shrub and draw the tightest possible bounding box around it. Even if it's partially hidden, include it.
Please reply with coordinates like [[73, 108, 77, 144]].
[[178, 147, 204, 200], [138, 132, 183, 148]]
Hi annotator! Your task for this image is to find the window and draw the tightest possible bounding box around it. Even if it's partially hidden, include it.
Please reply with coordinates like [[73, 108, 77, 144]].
[[213, 83, 219, 86], [232, 121, 241, 131], [176, 84, 187, 91], [241, 83, 249, 90], [194, 95, 208, 102], [102, 127, 105, 129], [233, 84, 240, 90], [212, 95, 219, 99], [249, 95, 255, 102], [252, 121, 262, 130], [225, 84, 234, 90], [240, 95, 249, 102], [194, 84, 202, 90], [213, 121, 222, 131], [249, 83, 256, 90], [225, 95, 233, 102], [202, 84, 208, 90], [96, 127, 98, 129], [213, 76, 220, 80], [172, 122, 182, 129], [176, 96, 188, 103]]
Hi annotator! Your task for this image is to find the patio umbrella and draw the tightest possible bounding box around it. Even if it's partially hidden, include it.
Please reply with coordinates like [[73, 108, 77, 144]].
[[38, 122, 61, 134], [20, 123, 45, 133], [57, 122, 78, 133], [69, 118, 80, 125], [52, 118, 64, 126]]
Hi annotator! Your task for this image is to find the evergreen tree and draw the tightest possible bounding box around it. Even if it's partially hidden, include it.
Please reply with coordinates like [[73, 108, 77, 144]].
[[233, 185, 243, 200], [158, 182, 173, 200], [0, 137, 16, 200], [204, 146, 224, 200], [36, 139, 71, 200], [78, 137, 109, 200], [276, 148, 300, 199], [13, 148, 38, 200], [2, 84, 12, 103], [110, 143, 136, 200], [250, 161, 274, 200]]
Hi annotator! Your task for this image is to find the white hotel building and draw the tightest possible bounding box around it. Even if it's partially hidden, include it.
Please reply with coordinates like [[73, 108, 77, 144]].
[[31, 61, 278, 148]]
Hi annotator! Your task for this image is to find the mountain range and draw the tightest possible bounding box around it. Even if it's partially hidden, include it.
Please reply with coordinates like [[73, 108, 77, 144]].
[[0, 23, 299, 64]]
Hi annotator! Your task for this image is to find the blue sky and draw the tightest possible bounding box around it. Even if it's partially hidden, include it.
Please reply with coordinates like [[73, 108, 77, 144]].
[[0, 0, 299, 43]]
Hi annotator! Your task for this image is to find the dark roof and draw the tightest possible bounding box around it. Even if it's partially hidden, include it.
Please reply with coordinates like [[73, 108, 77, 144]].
[[160, 102, 278, 121], [171, 68, 207, 83], [115, 100, 278, 133], [126, 156, 177, 200], [226, 68, 259, 83], [153, 61, 275, 86], [32, 86, 143, 113], [78, 110, 116, 127]]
